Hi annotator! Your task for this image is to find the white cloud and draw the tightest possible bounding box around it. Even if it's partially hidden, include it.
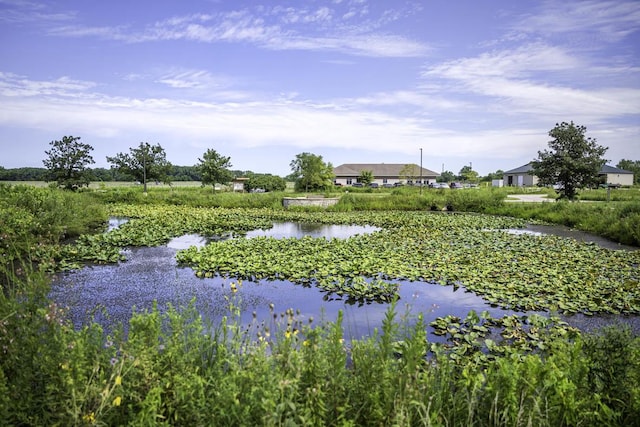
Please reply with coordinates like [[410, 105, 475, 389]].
[[515, 0, 640, 43], [422, 43, 640, 122], [42, 5, 429, 57]]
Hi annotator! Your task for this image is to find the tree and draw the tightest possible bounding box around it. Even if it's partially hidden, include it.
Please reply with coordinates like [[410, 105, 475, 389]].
[[458, 165, 479, 183], [482, 169, 504, 182], [531, 122, 608, 200], [245, 173, 287, 192], [289, 152, 334, 192], [358, 170, 374, 186], [106, 142, 172, 192], [43, 136, 95, 190], [197, 149, 233, 191], [617, 159, 640, 185], [439, 170, 456, 183], [399, 164, 419, 184]]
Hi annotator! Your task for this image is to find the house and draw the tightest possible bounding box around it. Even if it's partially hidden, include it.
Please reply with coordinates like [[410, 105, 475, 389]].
[[599, 165, 634, 186], [503, 163, 634, 187], [333, 163, 439, 187], [503, 164, 539, 187]]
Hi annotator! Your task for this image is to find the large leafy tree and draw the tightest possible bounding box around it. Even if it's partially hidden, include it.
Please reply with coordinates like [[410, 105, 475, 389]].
[[358, 170, 374, 186], [531, 122, 607, 200], [617, 159, 640, 185], [106, 142, 172, 192], [197, 149, 233, 191], [458, 165, 479, 183], [43, 135, 95, 190], [289, 152, 334, 192]]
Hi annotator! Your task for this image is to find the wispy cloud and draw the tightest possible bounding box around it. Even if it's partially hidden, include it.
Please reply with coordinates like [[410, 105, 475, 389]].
[[513, 0, 640, 43], [0, 0, 75, 24], [43, 4, 429, 57], [422, 43, 640, 122], [0, 72, 96, 97]]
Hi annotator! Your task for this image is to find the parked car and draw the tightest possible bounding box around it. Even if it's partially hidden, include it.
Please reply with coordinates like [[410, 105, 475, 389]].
[[382, 183, 394, 188], [352, 183, 363, 187], [430, 182, 449, 189], [369, 183, 379, 188], [450, 182, 463, 189], [393, 182, 404, 187]]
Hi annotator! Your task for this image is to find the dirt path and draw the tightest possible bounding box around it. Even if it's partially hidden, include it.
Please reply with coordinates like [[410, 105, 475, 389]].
[[506, 194, 554, 202]]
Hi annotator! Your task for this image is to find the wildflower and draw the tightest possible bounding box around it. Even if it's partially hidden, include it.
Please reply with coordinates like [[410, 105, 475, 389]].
[[112, 396, 122, 407], [115, 375, 122, 386], [82, 412, 96, 423]]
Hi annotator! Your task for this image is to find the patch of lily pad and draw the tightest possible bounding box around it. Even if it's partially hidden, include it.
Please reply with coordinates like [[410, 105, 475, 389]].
[[64, 205, 640, 315]]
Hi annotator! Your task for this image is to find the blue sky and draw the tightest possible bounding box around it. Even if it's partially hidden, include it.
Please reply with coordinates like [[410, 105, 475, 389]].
[[1, 0, 638, 176]]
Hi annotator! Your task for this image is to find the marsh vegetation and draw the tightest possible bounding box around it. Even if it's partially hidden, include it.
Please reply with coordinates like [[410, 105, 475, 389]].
[[1, 183, 639, 425]]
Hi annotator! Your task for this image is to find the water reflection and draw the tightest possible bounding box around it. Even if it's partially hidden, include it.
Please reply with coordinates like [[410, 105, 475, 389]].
[[50, 219, 639, 340], [245, 222, 380, 240], [49, 245, 533, 341]]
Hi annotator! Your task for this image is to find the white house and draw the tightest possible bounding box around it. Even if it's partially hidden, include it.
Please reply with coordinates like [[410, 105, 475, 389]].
[[599, 165, 634, 186], [503, 164, 539, 187], [333, 163, 439, 187], [503, 163, 634, 187]]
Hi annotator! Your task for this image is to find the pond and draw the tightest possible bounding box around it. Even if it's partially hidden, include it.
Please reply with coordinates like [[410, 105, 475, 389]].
[[49, 219, 640, 341]]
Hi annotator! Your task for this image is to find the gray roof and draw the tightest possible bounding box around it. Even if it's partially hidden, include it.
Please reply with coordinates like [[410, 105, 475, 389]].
[[503, 163, 534, 174], [504, 162, 632, 175], [599, 164, 633, 174], [334, 163, 439, 178]]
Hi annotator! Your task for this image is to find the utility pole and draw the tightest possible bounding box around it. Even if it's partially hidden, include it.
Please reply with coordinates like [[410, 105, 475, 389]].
[[141, 142, 147, 194], [420, 148, 423, 195]]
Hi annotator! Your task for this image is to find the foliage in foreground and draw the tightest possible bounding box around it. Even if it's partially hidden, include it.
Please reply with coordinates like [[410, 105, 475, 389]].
[[1, 271, 639, 426], [1, 185, 640, 425]]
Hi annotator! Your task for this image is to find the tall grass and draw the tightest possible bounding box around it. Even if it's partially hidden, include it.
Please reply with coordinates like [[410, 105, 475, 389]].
[[489, 200, 640, 246], [2, 271, 638, 425]]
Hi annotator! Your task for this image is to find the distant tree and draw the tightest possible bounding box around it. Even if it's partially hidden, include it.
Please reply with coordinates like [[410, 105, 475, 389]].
[[358, 170, 374, 186], [43, 135, 95, 190], [616, 159, 640, 185], [170, 165, 201, 181], [439, 170, 455, 183], [106, 142, 172, 192], [458, 165, 479, 183], [289, 152, 334, 192], [531, 122, 607, 200], [0, 167, 48, 181], [399, 164, 419, 184], [245, 173, 287, 192], [483, 169, 504, 182], [197, 149, 233, 191]]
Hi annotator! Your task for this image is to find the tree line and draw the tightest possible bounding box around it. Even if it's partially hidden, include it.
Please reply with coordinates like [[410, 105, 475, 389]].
[[0, 137, 289, 192], [2, 123, 637, 196]]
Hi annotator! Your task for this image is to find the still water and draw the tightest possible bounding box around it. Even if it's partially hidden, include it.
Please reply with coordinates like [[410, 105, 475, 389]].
[[50, 220, 639, 340]]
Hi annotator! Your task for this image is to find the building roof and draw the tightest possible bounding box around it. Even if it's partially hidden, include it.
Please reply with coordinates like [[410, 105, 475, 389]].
[[503, 163, 534, 174], [334, 163, 439, 177], [599, 164, 633, 174], [504, 162, 632, 175]]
